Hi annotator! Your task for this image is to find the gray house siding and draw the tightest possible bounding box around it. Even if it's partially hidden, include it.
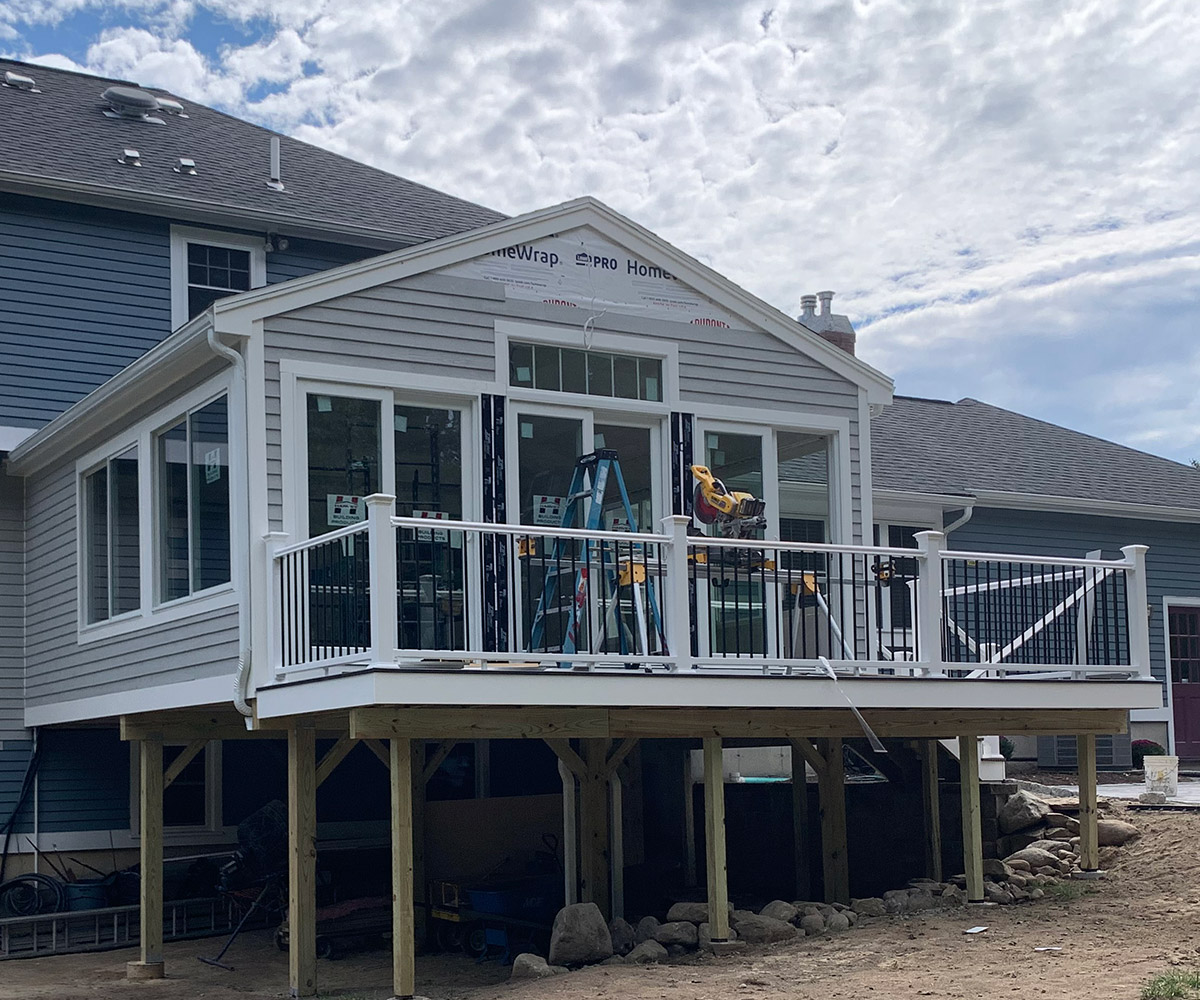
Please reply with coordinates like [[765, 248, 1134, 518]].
[[262, 270, 866, 540], [945, 506, 1200, 700], [0, 466, 23, 742]]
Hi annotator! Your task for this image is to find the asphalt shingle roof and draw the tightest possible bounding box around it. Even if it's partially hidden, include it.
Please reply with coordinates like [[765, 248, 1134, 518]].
[[871, 396, 1200, 511], [0, 59, 504, 245]]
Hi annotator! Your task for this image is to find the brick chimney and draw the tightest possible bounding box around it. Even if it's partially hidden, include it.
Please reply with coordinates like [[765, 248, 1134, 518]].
[[798, 289, 856, 355]]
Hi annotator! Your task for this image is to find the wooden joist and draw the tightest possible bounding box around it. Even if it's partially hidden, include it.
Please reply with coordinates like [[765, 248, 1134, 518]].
[[348, 706, 1128, 741]]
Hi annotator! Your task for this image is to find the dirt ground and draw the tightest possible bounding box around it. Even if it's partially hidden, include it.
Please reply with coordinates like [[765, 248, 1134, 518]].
[[3, 802, 1199, 1000]]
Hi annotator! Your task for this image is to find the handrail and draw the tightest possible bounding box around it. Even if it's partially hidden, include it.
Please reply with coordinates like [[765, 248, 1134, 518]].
[[686, 536, 923, 558], [274, 521, 369, 558], [945, 549, 1131, 570], [389, 515, 671, 545]]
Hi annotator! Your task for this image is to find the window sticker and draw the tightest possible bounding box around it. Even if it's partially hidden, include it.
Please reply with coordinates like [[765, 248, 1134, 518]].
[[533, 495, 564, 526], [204, 447, 222, 484], [327, 494, 366, 527]]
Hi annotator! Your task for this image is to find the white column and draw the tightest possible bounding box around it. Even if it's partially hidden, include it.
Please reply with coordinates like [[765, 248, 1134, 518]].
[[661, 514, 693, 671], [558, 760, 578, 904], [1122, 544, 1152, 677], [913, 530, 947, 676], [365, 494, 398, 666]]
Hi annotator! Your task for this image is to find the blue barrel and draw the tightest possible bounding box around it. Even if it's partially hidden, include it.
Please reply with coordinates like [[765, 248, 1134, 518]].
[[65, 879, 109, 911]]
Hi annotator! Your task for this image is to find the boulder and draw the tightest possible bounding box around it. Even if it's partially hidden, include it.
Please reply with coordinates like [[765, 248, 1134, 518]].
[[626, 940, 668, 964], [1097, 818, 1141, 847], [654, 921, 699, 948], [665, 901, 710, 924], [826, 911, 851, 932], [1028, 887, 1045, 900], [735, 914, 800, 944], [1004, 847, 1062, 871], [698, 921, 738, 949], [998, 790, 1051, 834], [730, 909, 759, 927], [759, 899, 799, 923], [982, 858, 1015, 880], [984, 885, 1013, 905], [882, 889, 910, 914], [800, 913, 826, 936], [939, 885, 965, 906], [1045, 813, 1081, 833], [906, 892, 935, 912], [998, 831, 1048, 857], [1006, 859, 1033, 873], [512, 953, 556, 980], [851, 897, 886, 917], [549, 903, 613, 966], [609, 917, 635, 956], [634, 915, 660, 945], [600, 955, 626, 966]]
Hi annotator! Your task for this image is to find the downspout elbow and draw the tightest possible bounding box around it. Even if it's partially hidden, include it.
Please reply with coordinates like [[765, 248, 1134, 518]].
[[943, 501, 976, 536]]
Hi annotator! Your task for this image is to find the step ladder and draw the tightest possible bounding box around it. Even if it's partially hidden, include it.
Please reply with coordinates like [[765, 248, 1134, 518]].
[[527, 450, 665, 661]]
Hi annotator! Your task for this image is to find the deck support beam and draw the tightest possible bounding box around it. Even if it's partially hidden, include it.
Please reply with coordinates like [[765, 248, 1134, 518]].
[[391, 738, 416, 1000], [1077, 734, 1099, 871], [958, 733, 984, 902], [919, 740, 943, 882], [127, 737, 164, 981], [288, 725, 317, 998], [578, 740, 611, 919], [790, 742, 811, 900], [815, 738, 850, 904], [411, 741, 427, 950], [702, 737, 730, 941]]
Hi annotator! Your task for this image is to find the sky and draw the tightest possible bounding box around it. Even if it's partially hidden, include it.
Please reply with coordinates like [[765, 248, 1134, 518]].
[[4, 0, 1200, 464]]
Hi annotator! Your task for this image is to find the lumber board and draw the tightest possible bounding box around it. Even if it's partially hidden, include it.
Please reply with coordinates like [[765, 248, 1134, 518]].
[[1077, 734, 1099, 871], [790, 743, 811, 901], [139, 739, 163, 967], [959, 734, 984, 902], [391, 739, 416, 999], [288, 726, 317, 997], [544, 739, 587, 779], [919, 740, 943, 882], [351, 707, 610, 740], [422, 739, 458, 784], [578, 740, 611, 919], [817, 738, 849, 904], [703, 737, 731, 939], [314, 737, 357, 788], [163, 739, 206, 790]]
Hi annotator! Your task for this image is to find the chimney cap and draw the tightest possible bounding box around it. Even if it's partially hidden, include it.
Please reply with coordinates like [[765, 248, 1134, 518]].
[[817, 290, 834, 315], [799, 294, 817, 319]]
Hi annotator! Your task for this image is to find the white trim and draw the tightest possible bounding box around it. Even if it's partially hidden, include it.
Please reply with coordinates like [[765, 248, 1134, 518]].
[[170, 225, 267, 332], [130, 739, 224, 838], [278, 359, 495, 398], [0, 425, 34, 451], [256, 669, 1163, 718], [12, 826, 239, 854], [23, 674, 236, 727], [966, 489, 1200, 525]]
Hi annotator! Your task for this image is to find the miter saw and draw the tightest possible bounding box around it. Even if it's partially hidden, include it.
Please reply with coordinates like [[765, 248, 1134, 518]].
[[690, 464, 767, 539]]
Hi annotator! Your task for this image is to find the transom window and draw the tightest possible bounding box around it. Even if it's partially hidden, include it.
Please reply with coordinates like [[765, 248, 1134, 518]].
[[509, 341, 662, 401], [83, 447, 140, 624], [186, 244, 251, 319]]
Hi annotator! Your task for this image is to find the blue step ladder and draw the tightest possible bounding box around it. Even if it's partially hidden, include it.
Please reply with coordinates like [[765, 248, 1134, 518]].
[[527, 450, 665, 662]]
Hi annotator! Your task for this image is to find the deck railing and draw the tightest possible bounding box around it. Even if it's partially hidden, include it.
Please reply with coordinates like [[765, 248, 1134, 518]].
[[270, 495, 1152, 681]]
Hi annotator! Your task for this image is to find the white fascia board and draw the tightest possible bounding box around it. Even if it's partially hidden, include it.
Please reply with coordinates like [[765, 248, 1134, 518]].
[[254, 670, 1162, 719], [0, 425, 35, 451], [5, 313, 228, 475], [23, 674, 236, 728], [969, 489, 1200, 525], [216, 196, 895, 404]]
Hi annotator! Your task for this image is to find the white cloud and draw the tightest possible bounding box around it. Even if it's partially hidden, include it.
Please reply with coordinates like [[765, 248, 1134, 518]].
[[8, 0, 1200, 461]]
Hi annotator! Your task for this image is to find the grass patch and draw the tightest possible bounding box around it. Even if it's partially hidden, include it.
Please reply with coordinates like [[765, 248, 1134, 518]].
[[1043, 880, 1094, 902], [1142, 969, 1200, 999]]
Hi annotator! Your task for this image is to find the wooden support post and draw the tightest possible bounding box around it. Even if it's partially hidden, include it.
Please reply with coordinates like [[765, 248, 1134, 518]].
[[1077, 733, 1099, 871], [816, 738, 850, 904], [558, 760, 578, 904], [958, 733, 984, 902], [611, 772, 624, 921], [411, 741, 427, 949], [288, 725, 317, 998], [578, 740, 610, 919], [127, 737, 164, 980], [702, 737, 730, 940], [790, 743, 811, 901], [683, 753, 697, 887], [919, 740, 943, 882], [391, 738, 416, 1000]]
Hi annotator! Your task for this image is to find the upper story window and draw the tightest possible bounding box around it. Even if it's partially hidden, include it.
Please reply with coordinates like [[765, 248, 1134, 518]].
[[158, 395, 231, 602], [82, 446, 140, 624], [169, 226, 266, 330], [509, 341, 662, 401]]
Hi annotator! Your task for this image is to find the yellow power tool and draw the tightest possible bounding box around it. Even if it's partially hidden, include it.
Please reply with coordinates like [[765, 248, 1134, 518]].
[[690, 464, 767, 538]]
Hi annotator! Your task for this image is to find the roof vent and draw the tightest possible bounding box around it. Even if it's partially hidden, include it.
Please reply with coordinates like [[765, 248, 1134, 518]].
[[118, 148, 141, 167], [3, 71, 39, 92], [266, 136, 285, 191], [101, 85, 164, 124], [173, 157, 197, 175], [156, 97, 188, 117]]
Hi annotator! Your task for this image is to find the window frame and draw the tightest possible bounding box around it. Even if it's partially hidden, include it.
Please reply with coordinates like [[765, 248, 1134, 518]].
[[170, 226, 266, 331], [80, 442, 142, 626], [75, 373, 239, 644], [129, 740, 224, 839]]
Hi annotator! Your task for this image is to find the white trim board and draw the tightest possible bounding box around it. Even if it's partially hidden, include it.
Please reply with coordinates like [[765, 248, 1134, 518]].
[[169, 225, 267, 332], [23, 674, 238, 728]]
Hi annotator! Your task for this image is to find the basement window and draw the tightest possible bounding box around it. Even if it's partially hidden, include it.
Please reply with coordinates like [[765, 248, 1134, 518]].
[[82, 446, 140, 623], [509, 341, 662, 401]]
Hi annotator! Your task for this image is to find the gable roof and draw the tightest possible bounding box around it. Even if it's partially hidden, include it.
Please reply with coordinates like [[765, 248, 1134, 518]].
[[872, 395, 1200, 515], [0, 58, 503, 247]]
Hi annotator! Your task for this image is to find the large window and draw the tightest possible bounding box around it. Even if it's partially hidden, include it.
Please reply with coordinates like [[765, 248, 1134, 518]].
[[83, 447, 140, 624], [306, 394, 382, 537], [158, 395, 231, 602], [509, 341, 662, 401]]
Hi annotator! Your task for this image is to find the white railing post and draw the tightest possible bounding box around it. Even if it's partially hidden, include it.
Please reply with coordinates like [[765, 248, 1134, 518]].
[[1121, 544, 1152, 677], [264, 531, 288, 676], [661, 515, 694, 671], [914, 530, 947, 677], [366, 494, 398, 667]]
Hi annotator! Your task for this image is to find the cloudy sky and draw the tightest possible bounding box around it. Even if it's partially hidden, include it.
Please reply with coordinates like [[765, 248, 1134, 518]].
[[5, 1, 1199, 463]]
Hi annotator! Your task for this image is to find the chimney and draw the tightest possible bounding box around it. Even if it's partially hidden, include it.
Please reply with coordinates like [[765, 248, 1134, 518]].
[[800, 289, 856, 355]]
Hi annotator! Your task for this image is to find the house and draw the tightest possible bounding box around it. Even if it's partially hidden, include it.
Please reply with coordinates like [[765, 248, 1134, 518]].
[[0, 59, 1160, 997]]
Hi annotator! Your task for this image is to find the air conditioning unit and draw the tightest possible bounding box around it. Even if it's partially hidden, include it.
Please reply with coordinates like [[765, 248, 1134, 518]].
[[1036, 733, 1132, 770]]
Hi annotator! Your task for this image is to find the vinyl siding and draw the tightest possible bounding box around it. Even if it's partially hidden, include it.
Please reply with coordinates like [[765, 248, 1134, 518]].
[[266, 238, 378, 284], [263, 269, 866, 540], [30, 729, 129, 834], [0, 739, 34, 835], [946, 506, 1200, 704], [0, 467, 23, 742]]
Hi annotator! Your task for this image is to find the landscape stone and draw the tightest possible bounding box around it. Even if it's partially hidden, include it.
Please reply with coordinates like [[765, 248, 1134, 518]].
[[983, 858, 1015, 880], [998, 790, 1052, 834], [759, 899, 799, 923], [698, 921, 738, 949], [826, 911, 851, 932], [845, 909, 859, 926], [1097, 818, 1141, 847], [1007, 859, 1032, 873], [626, 940, 668, 964], [906, 892, 935, 912], [735, 914, 801, 944], [985, 885, 1014, 905], [666, 943, 689, 957], [600, 955, 626, 966], [512, 954, 556, 980], [549, 903, 614, 966], [851, 897, 886, 917], [1004, 846, 1062, 870], [666, 901, 711, 924], [609, 917, 635, 956], [730, 909, 759, 927], [654, 921, 699, 948], [940, 885, 965, 906], [800, 913, 826, 935], [634, 915, 660, 945], [1028, 887, 1045, 900]]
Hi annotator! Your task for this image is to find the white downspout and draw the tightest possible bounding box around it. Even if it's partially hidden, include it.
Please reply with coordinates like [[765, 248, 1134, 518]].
[[943, 501, 975, 536], [206, 327, 253, 718]]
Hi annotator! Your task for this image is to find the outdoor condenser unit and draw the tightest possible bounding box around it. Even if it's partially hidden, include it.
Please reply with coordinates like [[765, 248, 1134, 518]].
[[1036, 733, 1133, 770]]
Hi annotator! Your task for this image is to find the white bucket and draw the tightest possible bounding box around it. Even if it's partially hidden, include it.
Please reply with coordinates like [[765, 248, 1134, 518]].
[[1144, 755, 1179, 797]]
